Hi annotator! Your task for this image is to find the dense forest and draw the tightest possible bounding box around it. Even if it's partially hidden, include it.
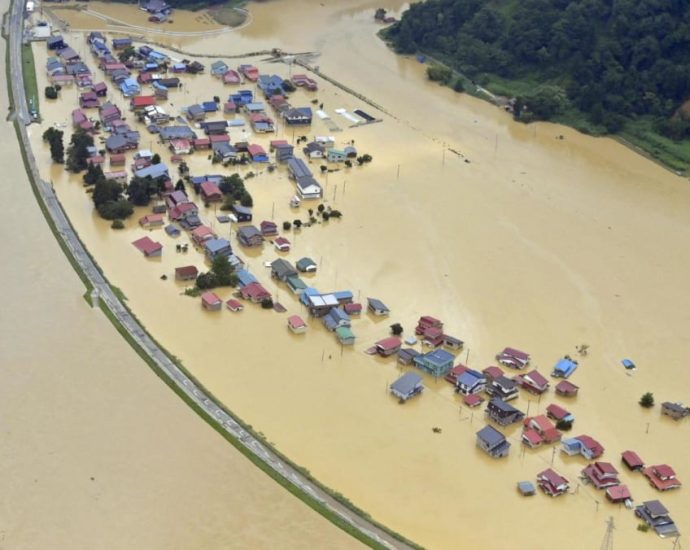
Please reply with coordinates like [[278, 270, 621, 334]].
[[387, 0, 690, 145]]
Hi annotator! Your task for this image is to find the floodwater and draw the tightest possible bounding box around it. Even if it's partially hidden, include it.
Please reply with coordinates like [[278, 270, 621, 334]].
[[29, 0, 690, 548], [1, 4, 359, 549]]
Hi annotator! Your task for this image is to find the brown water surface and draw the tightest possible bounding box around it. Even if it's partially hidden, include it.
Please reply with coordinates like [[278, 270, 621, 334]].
[[28, 1, 690, 548]]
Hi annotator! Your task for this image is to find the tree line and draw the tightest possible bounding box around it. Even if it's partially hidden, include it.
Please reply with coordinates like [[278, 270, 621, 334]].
[[387, 0, 690, 138]]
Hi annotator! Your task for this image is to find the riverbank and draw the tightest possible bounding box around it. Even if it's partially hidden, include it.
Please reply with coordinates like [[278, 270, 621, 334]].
[[379, 32, 690, 176]]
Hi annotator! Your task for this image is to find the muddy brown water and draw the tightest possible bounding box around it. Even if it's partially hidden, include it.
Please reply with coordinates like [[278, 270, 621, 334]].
[[28, 0, 690, 548], [1, 3, 359, 548]]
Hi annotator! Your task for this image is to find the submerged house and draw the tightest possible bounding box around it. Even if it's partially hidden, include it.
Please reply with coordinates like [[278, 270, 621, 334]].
[[487, 375, 520, 401], [555, 380, 579, 397], [561, 435, 604, 460], [375, 337, 402, 357], [456, 369, 486, 396], [552, 356, 578, 378], [201, 291, 222, 311], [496, 347, 531, 369], [296, 257, 317, 273], [335, 326, 355, 346], [390, 372, 423, 402], [644, 465, 682, 492], [486, 397, 525, 426], [270, 258, 297, 282], [635, 500, 680, 538], [204, 238, 232, 260], [413, 349, 454, 377], [132, 236, 162, 257], [537, 468, 570, 497], [582, 462, 620, 489], [476, 425, 510, 458], [516, 369, 550, 395], [621, 450, 645, 471], [661, 401, 690, 420], [237, 225, 264, 247], [367, 297, 390, 316]]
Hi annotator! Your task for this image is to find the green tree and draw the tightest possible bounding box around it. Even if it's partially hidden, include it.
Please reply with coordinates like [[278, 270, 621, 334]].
[[390, 323, 403, 336], [66, 129, 94, 172], [83, 163, 104, 186], [44, 86, 58, 99], [98, 199, 134, 220], [42, 127, 64, 163], [127, 176, 158, 206], [151, 153, 161, 165], [639, 392, 655, 408], [92, 178, 122, 208]]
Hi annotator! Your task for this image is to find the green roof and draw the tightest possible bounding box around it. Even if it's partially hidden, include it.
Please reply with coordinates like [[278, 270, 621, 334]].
[[335, 326, 354, 340]]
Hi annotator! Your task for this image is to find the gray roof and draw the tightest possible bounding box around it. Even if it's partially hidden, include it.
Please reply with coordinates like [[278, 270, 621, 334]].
[[296, 257, 316, 271], [105, 135, 127, 151], [476, 425, 506, 447], [390, 372, 422, 396], [237, 225, 261, 239], [271, 258, 297, 279], [643, 500, 669, 518], [134, 163, 168, 179], [494, 375, 517, 390], [489, 397, 520, 414], [160, 126, 196, 141], [367, 297, 389, 312], [287, 157, 312, 179]]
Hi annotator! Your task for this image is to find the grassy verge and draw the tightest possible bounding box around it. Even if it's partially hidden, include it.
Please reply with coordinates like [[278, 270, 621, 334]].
[[207, 3, 247, 27], [21, 43, 39, 117], [618, 117, 690, 174]]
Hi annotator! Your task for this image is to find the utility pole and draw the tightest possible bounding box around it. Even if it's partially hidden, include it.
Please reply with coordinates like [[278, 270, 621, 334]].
[[600, 516, 614, 550]]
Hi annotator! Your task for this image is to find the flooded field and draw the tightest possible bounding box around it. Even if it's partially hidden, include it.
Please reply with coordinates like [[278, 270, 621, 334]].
[[2, 4, 358, 548], [28, 0, 690, 548]]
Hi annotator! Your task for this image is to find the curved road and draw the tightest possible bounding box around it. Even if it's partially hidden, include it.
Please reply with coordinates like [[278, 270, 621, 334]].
[[6, 3, 414, 549]]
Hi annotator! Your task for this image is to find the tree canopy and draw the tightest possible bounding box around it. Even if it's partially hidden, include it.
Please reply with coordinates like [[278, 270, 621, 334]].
[[387, 0, 690, 136]]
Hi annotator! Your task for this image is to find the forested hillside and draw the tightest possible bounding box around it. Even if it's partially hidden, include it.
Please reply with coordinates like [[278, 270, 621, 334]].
[[386, 0, 690, 165]]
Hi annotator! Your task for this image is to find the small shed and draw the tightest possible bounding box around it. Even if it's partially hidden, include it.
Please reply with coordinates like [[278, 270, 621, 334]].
[[367, 297, 390, 316], [175, 265, 198, 281], [226, 299, 244, 312], [296, 257, 317, 273], [287, 315, 307, 334], [517, 481, 536, 496]]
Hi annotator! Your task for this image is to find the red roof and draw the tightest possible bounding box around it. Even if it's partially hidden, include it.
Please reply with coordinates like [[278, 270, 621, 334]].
[[110, 153, 126, 165], [200, 181, 221, 198], [450, 364, 469, 377], [483, 366, 504, 379], [528, 415, 555, 434], [194, 138, 210, 146], [538, 468, 568, 487], [131, 95, 156, 107], [576, 435, 604, 458], [375, 337, 401, 351], [139, 213, 164, 225], [201, 291, 221, 306], [270, 139, 289, 147], [596, 462, 619, 476], [248, 144, 266, 156], [132, 236, 162, 256], [274, 236, 290, 247], [606, 484, 631, 502], [287, 315, 306, 329], [191, 225, 214, 241], [523, 428, 542, 446], [209, 134, 229, 143], [175, 265, 198, 278], [653, 464, 676, 478], [546, 403, 570, 420], [226, 299, 244, 311], [555, 380, 579, 394], [621, 450, 645, 469], [525, 369, 548, 388], [423, 326, 444, 340], [463, 393, 484, 407], [343, 302, 362, 314], [502, 347, 530, 360], [241, 282, 271, 300]]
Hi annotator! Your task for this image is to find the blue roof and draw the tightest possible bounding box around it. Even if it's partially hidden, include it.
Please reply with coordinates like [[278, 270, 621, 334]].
[[476, 425, 505, 446], [329, 308, 350, 323], [458, 369, 484, 386], [164, 224, 180, 236], [205, 238, 231, 254], [236, 269, 257, 287], [367, 297, 390, 311], [553, 358, 578, 377], [202, 101, 218, 112], [300, 287, 320, 306], [333, 290, 353, 301], [134, 163, 168, 179]]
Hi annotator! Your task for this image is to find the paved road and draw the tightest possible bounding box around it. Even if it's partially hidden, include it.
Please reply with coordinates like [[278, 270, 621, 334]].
[[7, 3, 414, 549]]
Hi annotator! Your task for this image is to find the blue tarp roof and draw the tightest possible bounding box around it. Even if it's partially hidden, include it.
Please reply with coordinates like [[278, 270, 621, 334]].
[[553, 358, 578, 377], [236, 269, 257, 287]]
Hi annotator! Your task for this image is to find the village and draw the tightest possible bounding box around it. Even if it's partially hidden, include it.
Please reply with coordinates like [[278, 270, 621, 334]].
[[27, 14, 690, 547]]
